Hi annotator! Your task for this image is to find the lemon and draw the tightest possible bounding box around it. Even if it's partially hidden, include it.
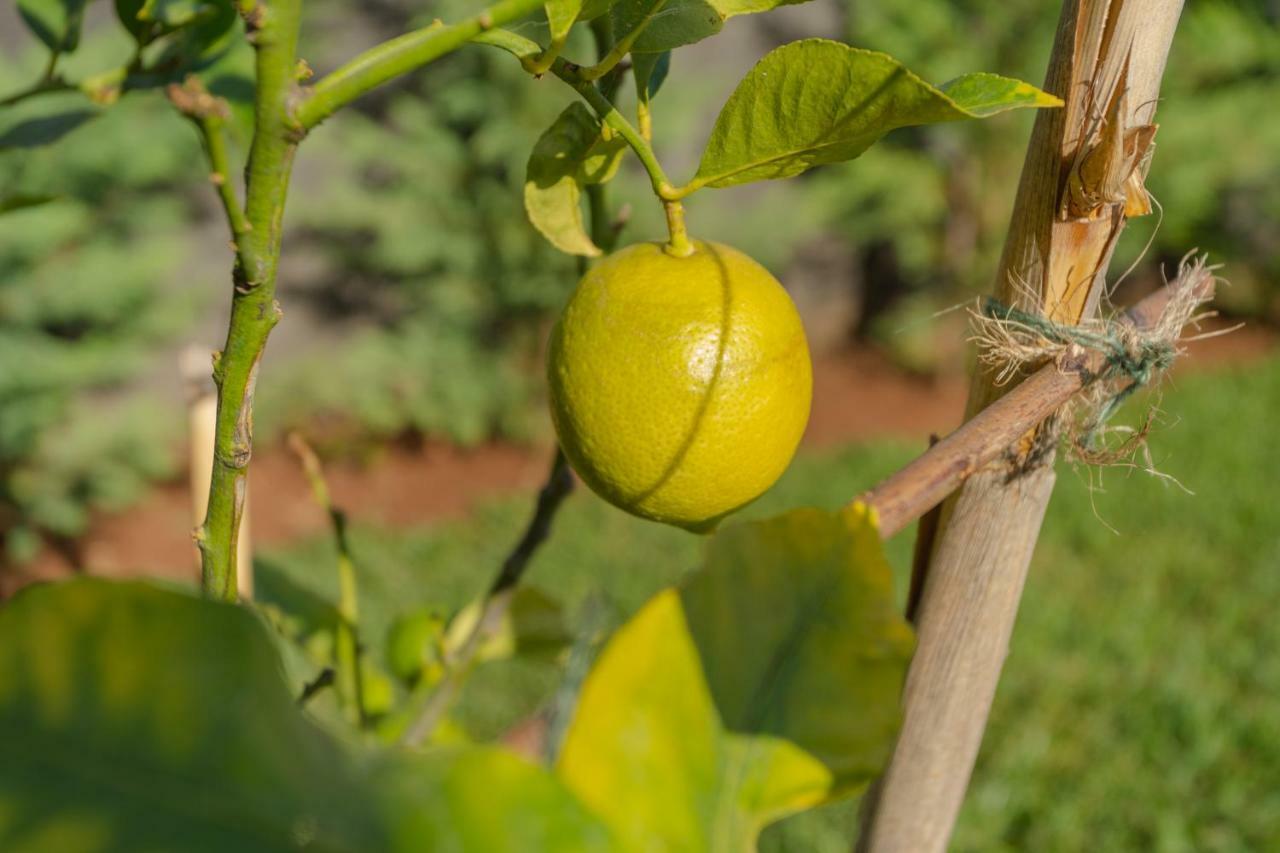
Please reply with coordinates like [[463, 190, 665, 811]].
[[547, 240, 812, 531]]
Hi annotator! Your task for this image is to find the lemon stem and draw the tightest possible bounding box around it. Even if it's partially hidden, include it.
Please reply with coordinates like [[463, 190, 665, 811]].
[[663, 200, 694, 257]]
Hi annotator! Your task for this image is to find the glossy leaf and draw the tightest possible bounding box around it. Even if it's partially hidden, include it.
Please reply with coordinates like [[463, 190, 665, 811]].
[[525, 103, 626, 257], [557, 504, 914, 848], [17, 0, 89, 53], [691, 39, 1062, 189], [0, 579, 612, 852]]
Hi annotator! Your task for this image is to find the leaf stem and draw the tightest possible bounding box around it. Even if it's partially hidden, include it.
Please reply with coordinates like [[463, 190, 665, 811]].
[[401, 448, 574, 747], [293, 0, 545, 131], [197, 0, 302, 601], [478, 28, 680, 202], [662, 200, 694, 256]]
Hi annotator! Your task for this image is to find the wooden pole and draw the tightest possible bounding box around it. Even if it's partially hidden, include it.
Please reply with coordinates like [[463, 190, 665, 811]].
[[858, 2, 1185, 850], [183, 345, 253, 599]]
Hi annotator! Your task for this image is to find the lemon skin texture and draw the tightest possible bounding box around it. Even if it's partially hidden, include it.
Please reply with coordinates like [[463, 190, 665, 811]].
[[547, 240, 812, 531]]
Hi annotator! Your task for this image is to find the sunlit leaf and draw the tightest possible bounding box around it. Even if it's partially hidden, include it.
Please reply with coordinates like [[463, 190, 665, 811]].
[[525, 103, 626, 257], [691, 39, 1062, 189], [17, 0, 89, 53], [557, 504, 914, 849], [0, 579, 612, 852]]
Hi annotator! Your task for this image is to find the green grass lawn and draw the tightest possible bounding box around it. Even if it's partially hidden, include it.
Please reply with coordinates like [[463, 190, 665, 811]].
[[259, 356, 1280, 852]]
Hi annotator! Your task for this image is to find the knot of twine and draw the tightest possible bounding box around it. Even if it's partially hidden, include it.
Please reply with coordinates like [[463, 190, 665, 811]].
[[970, 255, 1219, 460]]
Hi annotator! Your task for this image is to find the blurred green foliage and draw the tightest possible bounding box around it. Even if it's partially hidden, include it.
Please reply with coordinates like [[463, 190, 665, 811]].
[[262, 353, 1280, 851], [0, 26, 210, 559], [3, 0, 1277, 561]]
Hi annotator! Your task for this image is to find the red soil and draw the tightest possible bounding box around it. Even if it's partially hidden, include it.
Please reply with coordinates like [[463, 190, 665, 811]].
[[4, 322, 1271, 596]]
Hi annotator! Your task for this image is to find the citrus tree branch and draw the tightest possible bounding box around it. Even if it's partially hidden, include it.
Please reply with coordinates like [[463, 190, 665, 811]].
[[196, 0, 302, 601], [293, 0, 545, 131]]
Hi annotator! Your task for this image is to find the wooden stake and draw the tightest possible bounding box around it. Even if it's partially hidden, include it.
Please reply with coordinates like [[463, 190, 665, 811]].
[[857, 2, 1185, 850]]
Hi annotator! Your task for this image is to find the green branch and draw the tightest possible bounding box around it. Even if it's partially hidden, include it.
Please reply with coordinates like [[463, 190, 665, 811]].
[[294, 0, 545, 131], [197, 0, 302, 601]]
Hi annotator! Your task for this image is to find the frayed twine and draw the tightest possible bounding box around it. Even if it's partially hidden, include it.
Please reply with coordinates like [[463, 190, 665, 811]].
[[970, 253, 1224, 467]]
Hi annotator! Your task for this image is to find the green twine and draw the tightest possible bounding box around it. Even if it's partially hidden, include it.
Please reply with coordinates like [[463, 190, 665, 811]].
[[981, 297, 1177, 446]]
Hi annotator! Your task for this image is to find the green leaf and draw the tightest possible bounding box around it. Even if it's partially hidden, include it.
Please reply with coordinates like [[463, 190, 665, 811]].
[[681, 504, 916, 787], [613, 0, 722, 54], [113, 0, 151, 42], [940, 72, 1064, 117], [0, 109, 99, 150], [153, 1, 239, 70], [615, 0, 812, 54], [691, 39, 1062, 189], [17, 0, 89, 53], [0, 579, 613, 852], [524, 103, 626, 257], [545, 0, 584, 43], [557, 505, 914, 849], [576, 0, 615, 21], [632, 50, 670, 100]]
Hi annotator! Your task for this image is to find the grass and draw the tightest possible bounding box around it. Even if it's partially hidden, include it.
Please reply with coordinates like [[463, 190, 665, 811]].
[[258, 355, 1280, 851]]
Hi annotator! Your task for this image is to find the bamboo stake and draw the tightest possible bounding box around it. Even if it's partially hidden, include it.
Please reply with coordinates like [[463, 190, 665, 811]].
[[858, 2, 1185, 850]]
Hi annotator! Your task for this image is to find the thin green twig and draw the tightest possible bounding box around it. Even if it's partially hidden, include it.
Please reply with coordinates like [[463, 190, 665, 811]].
[[294, 0, 545, 131]]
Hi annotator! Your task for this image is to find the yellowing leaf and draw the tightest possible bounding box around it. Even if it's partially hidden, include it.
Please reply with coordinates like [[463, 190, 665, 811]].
[[691, 39, 1062, 190], [525, 104, 626, 257], [558, 590, 831, 850], [557, 505, 913, 848]]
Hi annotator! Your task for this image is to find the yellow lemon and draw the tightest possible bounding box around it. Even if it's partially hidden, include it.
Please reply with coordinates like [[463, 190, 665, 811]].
[[547, 240, 812, 531]]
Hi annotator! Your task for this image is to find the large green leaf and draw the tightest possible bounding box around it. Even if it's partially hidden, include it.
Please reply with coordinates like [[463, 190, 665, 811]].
[[0, 579, 612, 852], [524, 103, 626, 257], [557, 504, 914, 849], [690, 39, 1061, 190], [17, 0, 89, 53]]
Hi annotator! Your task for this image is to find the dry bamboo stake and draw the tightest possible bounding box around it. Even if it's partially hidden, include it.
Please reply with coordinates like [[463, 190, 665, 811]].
[[183, 345, 252, 599], [858, 2, 1185, 850]]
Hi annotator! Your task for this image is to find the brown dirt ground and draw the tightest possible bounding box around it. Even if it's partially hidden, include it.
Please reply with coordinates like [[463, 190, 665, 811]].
[[6, 321, 1272, 596]]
